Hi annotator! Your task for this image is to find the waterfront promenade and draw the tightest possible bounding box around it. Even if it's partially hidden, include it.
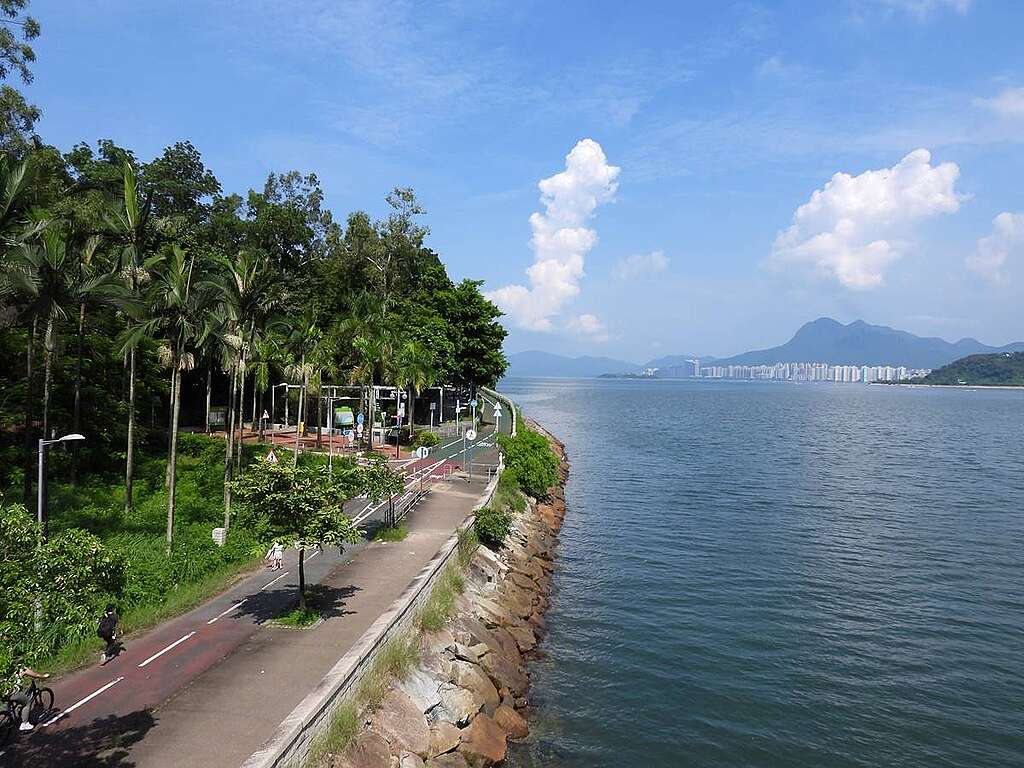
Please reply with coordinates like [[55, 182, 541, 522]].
[[3, 406, 505, 767]]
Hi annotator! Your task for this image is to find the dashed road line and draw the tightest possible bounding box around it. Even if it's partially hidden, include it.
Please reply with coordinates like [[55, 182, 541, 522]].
[[40, 676, 125, 727], [138, 632, 196, 668], [260, 571, 290, 591], [206, 599, 248, 625]]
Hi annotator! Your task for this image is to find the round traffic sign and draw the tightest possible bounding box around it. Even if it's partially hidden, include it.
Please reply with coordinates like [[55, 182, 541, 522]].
[[470, 399, 478, 407], [415, 446, 429, 459], [465, 429, 477, 441]]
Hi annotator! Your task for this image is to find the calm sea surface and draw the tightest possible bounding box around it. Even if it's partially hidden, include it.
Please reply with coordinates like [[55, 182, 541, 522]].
[[499, 378, 1024, 768]]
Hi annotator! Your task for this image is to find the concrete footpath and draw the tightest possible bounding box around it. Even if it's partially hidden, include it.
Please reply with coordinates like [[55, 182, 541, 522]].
[[5, 425, 503, 767]]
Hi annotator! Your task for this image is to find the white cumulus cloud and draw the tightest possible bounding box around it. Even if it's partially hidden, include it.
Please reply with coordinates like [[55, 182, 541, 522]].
[[977, 87, 1024, 120], [567, 313, 608, 341], [487, 139, 620, 331], [613, 250, 669, 280], [967, 212, 1024, 283], [769, 148, 962, 289]]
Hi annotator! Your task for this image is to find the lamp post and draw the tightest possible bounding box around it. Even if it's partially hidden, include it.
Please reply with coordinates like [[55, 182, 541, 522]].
[[38, 433, 85, 540]]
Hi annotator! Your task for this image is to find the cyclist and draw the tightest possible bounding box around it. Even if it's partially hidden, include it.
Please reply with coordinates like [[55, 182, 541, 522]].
[[6, 666, 49, 732]]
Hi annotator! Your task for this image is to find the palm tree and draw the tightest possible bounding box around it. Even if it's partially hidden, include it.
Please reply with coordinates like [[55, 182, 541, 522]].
[[284, 316, 321, 464], [109, 162, 152, 515], [123, 245, 211, 553], [0, 154, 46, 505], [396, 340, 435, 435], [69, 234, 106, 483], [7, 226, 122, 449], [207, 249, 279, 523]]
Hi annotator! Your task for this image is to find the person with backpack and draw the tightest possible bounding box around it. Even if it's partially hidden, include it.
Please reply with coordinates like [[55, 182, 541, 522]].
[[97, 604, 119, 665]]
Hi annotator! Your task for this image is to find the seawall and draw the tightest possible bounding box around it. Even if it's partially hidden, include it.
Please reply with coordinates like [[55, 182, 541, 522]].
[[310, 412, 569, 767]]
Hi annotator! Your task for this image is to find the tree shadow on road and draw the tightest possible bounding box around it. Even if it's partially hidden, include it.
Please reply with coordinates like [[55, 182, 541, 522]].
[[234, 582, 362, 624], [2, 709, 157, 768]]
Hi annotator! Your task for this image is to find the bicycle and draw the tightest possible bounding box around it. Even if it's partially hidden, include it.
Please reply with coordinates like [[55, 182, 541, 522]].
[[0, 679, 55, 746]]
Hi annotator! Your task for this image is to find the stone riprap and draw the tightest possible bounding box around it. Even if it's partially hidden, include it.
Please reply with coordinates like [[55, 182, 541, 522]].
[[321, 429, 569, 768]]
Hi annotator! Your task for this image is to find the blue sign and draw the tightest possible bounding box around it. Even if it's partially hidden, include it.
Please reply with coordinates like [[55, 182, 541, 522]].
[[356, 412, 365, 425], [470, 399, 478, 407]]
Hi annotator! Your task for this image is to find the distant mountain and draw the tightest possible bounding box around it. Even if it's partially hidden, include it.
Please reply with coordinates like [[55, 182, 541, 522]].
[[923, 352, 1024, 386], [715, 318, 1024, 369], [504, 350, 640, 378]]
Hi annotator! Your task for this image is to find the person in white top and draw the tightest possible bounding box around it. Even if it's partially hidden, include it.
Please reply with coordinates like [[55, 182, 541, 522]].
[[265, 542, 284, 570]]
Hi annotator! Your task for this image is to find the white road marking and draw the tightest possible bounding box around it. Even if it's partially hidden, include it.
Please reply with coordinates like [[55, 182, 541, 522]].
[[138, 632, 196, 668], [206, 599, 248, 625], [40, 676, 125, 727], [307, 550, 320, 560], [260, 571, 290, 591]]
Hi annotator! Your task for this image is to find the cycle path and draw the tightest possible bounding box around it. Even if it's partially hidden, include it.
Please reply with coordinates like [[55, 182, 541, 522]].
[[3, 410, 503, 767]]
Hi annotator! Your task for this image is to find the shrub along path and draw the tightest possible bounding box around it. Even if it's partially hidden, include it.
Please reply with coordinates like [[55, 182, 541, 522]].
[[4, 430, 503, 768]]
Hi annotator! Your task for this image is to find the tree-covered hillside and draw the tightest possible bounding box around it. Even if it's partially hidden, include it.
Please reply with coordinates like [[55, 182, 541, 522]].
[[922, 352, 1024, 386]]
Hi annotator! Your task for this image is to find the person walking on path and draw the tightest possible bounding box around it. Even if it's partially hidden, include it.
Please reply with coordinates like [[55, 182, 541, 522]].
[[265, 542, 284, 570], [6, 666, 49, 731], [97, 603, 119, 665]]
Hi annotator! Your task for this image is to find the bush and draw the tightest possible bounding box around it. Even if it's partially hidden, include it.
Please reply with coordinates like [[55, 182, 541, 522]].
[[497, 425, 559, 499], [411, 431, 439, 449], [474, 506, 512, 550]]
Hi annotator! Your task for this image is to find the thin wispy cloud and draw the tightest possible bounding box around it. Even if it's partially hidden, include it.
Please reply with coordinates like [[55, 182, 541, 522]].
[[614, 251, 669, 280], [967, 212, 1024, 284]]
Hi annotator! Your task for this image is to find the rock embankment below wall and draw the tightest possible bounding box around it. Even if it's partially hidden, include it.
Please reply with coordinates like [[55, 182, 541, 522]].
[[324, 428, 569, 768]]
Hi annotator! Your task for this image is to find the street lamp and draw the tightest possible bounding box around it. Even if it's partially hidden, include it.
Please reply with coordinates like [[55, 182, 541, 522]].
[[38, 433, 85, 540]]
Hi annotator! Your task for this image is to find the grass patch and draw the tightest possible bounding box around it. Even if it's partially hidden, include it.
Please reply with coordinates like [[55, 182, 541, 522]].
[[372, 524, 408, 542], [274, 607, 322, 628], [39, 556, 261, 676], [416, 562, 467, 632]]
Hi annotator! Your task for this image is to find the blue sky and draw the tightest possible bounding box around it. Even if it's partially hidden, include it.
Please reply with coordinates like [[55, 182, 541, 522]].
[[23, 0, 1024, 362]]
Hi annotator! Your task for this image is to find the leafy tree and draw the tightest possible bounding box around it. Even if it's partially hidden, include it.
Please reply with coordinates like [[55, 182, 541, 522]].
[[358, 452, 405, 527], [231, 458, 362, 609], [0, 501, 124, 688], [0, 0, 40, 152], [437, 279, 507, 388]]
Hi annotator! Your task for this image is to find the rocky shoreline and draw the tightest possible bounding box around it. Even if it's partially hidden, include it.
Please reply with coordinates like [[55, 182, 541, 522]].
[[324, 427, 569, 768]]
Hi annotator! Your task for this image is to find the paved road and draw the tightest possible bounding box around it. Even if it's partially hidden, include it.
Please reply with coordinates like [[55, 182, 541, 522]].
[[2, 398, 507, 767]]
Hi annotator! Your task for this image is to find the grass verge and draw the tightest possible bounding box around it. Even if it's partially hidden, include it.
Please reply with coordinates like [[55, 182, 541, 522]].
[[372, 524, 409, 542], [39, 556, 262, 676], [274, 607, 322, 628]]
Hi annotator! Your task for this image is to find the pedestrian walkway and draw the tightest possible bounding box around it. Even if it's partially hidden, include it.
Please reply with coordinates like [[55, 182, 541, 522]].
[[3, 414, 504, 767]]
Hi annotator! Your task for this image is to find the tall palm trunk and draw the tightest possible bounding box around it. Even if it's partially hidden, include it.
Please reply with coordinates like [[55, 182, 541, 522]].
[[315, 389, 323, 449], [205, 365, 212, 434], [235, 348, 246, 475], [125, 347, 137, 514], [223, 361, 238, 529], [22, 316, 37, 506], [71, 301, 86, 483], [166, 358, 182, 554], [165, 365, 178, 489], [41, 316, 55, 444]]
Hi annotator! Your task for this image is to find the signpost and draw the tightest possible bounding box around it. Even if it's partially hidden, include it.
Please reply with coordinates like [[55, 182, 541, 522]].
[[493, 401, 502, 435], [470, 398, 478, 428], [464, 428, 477, 483], [429, 400, 437, 430], [455, 400, 464, 437]]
